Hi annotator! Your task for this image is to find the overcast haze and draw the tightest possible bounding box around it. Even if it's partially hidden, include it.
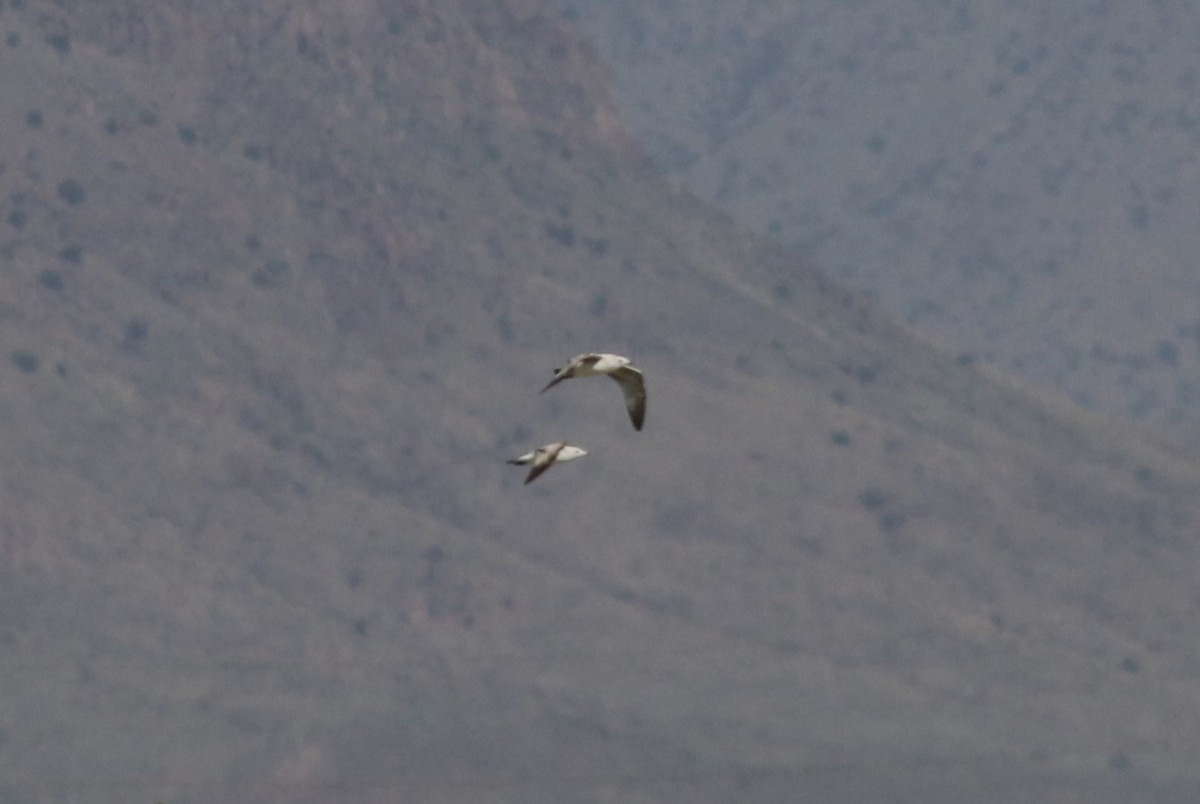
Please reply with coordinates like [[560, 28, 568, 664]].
[[553, 0, 1200, 429]]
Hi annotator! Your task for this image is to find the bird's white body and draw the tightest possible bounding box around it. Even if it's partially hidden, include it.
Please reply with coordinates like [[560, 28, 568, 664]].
[[565, 353, 630, 377]]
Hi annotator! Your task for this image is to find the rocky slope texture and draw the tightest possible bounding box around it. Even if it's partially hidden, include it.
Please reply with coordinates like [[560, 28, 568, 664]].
[[2, 1, 1200, 801]]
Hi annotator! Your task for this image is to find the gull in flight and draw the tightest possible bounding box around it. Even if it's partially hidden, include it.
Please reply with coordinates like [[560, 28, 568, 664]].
[[507, 441, 588, 485], [541, 353, 647, 431]]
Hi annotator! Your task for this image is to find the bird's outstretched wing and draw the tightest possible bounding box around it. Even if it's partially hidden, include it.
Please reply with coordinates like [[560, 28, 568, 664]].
[[609, 366, 646, 431]]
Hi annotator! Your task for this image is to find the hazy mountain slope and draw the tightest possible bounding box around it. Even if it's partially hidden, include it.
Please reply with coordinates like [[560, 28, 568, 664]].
[[2, 2, 1200, 802], [551, 0, 1200, 429]]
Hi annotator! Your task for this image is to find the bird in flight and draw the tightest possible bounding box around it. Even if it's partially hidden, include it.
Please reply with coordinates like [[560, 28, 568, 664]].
[[507, 441, 588, 485], [541, 353, 646, 431]]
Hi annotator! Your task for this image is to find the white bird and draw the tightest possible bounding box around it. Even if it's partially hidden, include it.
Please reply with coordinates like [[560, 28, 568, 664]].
[[541, 353, 647, 431], [507, 441, 588, 485]]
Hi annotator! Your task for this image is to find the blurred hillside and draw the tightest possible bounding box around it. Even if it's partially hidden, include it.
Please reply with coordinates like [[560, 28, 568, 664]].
[[1, 1, 1200, 802], [552, 0, 1200, 429]]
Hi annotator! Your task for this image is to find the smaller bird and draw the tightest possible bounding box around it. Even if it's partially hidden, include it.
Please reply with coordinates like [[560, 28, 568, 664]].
[[541, 353, 647, 431], [507, 441, 588, 485]]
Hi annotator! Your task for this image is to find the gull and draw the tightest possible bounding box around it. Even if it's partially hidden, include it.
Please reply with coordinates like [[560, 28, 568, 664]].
[[541, 353, 647, 431], [507, 441, 588, 485]]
